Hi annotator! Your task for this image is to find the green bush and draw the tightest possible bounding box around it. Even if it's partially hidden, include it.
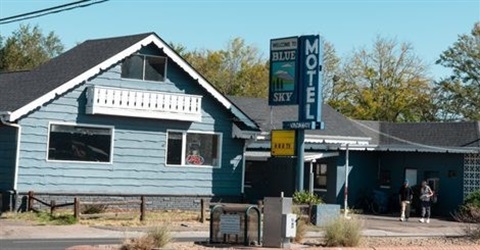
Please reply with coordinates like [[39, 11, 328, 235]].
[[293, 191, 323, 205], [465, 189, 480, 208], [452, 189, 480, 223], [324, 216, 362, 247]]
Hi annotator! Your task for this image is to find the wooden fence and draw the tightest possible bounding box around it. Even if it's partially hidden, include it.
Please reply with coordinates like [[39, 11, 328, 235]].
[[74, 196, 146, 221], [27, 191, 146, 221], [27, 191, 74, 215]]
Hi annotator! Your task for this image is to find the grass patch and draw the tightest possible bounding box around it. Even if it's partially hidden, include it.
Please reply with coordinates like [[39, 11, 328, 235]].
[[2, 209, 201, 227], [78, 209, 201, 227], [1, 210, 77, 225], [121, 225, 171, 250], [323, 216, 363, 247]]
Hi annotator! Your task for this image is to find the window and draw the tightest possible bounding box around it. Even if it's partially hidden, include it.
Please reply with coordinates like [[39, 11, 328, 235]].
[[314, 163, 327, 190], [47, 124, 112, 163], [121, 54, 167, 82], [379, 169, 391, 188], [166, 131, 221, 167]]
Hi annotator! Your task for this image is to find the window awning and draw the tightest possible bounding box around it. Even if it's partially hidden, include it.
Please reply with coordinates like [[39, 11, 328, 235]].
[[245, 151, 339, 162]]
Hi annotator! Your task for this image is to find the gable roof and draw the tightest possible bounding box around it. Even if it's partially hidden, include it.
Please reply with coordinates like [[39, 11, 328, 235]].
[[0, 33, 258, 131], [228, 96, 371, 144], [353, 120, 480, 153], [228, 96, 480, 153]]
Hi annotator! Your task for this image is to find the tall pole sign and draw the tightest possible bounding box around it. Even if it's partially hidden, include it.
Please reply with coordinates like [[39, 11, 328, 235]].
[[268, 34, 324, 192], [268, 37, 299, 106], [298, 35, 323, 123]]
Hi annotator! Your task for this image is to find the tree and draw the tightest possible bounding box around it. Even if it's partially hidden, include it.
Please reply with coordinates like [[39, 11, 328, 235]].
[[328, 36, 434, 122], [434, 23, 480, 121], [0, 24, 64, 72], [170, 38, 269, 97], [322, 40, 342, 102]]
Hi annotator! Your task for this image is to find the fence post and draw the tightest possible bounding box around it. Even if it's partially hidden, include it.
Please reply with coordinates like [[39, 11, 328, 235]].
[[200, 198, 206, 223], [27, 191, 34, 211], [140, 196, 145, 222], [50, 200, 56, 215], [74, 197, 79, 220]]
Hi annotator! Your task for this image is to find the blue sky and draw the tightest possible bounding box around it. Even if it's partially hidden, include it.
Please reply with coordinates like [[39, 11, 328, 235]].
[[0, 0, 479, 79]]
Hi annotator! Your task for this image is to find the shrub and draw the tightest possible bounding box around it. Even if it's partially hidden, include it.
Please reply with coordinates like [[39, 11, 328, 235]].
[[323, 216, 362, 247], [464, 189, 480, 208], [465, 224, 480, 241], [452, 204, 480, 223], [452, 189, 480, 224], [294, 218, 308, 243], [293, 191, 323, 205], [121, 225, 171, 250], [81, 203, 108, 214], [148, 225, 172, 248], [121, 235, 155, 250]]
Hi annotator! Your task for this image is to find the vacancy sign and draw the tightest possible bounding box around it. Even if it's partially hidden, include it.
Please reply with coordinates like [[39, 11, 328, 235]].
[[268, 37, 299, 106], [271, 130, 296, 156]]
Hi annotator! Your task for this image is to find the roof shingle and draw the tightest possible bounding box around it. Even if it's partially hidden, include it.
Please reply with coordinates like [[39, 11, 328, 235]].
[[0, 33, 153, 112]]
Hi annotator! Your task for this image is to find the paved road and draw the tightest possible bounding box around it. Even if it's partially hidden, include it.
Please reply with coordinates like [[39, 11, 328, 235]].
[[0, 236, 205, 250]]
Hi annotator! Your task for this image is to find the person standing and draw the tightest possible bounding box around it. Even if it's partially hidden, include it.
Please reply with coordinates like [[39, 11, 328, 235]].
[[398, 179, 413, 221], [419, 180, 434, 223]]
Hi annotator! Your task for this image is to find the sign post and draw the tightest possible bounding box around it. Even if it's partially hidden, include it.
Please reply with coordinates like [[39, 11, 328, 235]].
[[269, 34, 324, 192]]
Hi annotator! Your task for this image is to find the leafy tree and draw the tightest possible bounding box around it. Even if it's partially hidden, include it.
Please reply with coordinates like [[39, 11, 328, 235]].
[[434, 23, 480, 121], [322, 40, 341, 102], [170, 38, 269, 97], [328, 36, 434, 122], [0, 24, 64, 72]]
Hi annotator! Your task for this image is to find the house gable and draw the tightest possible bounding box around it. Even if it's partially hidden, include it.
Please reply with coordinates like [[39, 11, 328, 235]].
[[0, 33, 258, 132]]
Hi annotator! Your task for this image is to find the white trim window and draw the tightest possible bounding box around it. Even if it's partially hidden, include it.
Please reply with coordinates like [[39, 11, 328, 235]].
[[47, 123, 113, 163], [166, 130, 222, 167], [314, 163, 327, 190], [121, 54, 167, 82]]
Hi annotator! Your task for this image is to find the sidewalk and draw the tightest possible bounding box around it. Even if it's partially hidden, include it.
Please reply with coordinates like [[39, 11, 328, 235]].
[[1, 214, 478, 249]]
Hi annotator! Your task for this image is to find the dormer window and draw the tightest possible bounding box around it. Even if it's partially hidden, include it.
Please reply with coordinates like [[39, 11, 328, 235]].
[[121, 54, 167, 82]]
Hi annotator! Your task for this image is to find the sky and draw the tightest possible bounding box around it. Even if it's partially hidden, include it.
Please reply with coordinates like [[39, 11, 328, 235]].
[[0, 0, 479, 79]]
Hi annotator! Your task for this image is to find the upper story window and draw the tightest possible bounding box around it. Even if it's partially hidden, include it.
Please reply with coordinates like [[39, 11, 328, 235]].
[[121, 54, 167, 82], [47, 123, 113, 163]]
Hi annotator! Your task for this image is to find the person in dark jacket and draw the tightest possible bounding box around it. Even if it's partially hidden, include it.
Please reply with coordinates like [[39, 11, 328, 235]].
[[398, 179, 413, 221]]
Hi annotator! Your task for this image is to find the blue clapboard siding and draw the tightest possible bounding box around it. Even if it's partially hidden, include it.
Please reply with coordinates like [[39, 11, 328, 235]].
[[15, 48, 246, 196], [0, 125, 17, 191]]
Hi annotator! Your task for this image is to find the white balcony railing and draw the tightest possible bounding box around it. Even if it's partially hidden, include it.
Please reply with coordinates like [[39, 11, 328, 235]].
[[86, 86, 202, 122]]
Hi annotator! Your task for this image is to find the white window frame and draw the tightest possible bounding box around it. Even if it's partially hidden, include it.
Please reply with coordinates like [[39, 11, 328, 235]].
[[165, 129, 222, 168], [46, 122, 114, 164], [121, 54, 168, 82], [314, 163, 328, 192]]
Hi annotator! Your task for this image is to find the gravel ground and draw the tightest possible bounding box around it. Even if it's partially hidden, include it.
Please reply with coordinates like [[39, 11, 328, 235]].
[[163, 236, 480, 249]]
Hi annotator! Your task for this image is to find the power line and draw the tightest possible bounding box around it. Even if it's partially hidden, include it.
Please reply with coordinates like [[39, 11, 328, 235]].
[[0, 0, 109, 25]]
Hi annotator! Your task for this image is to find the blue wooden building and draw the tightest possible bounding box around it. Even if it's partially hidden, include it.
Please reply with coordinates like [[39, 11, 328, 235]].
[[230, 96, 480, 216], [0, 33, 260, 211]]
